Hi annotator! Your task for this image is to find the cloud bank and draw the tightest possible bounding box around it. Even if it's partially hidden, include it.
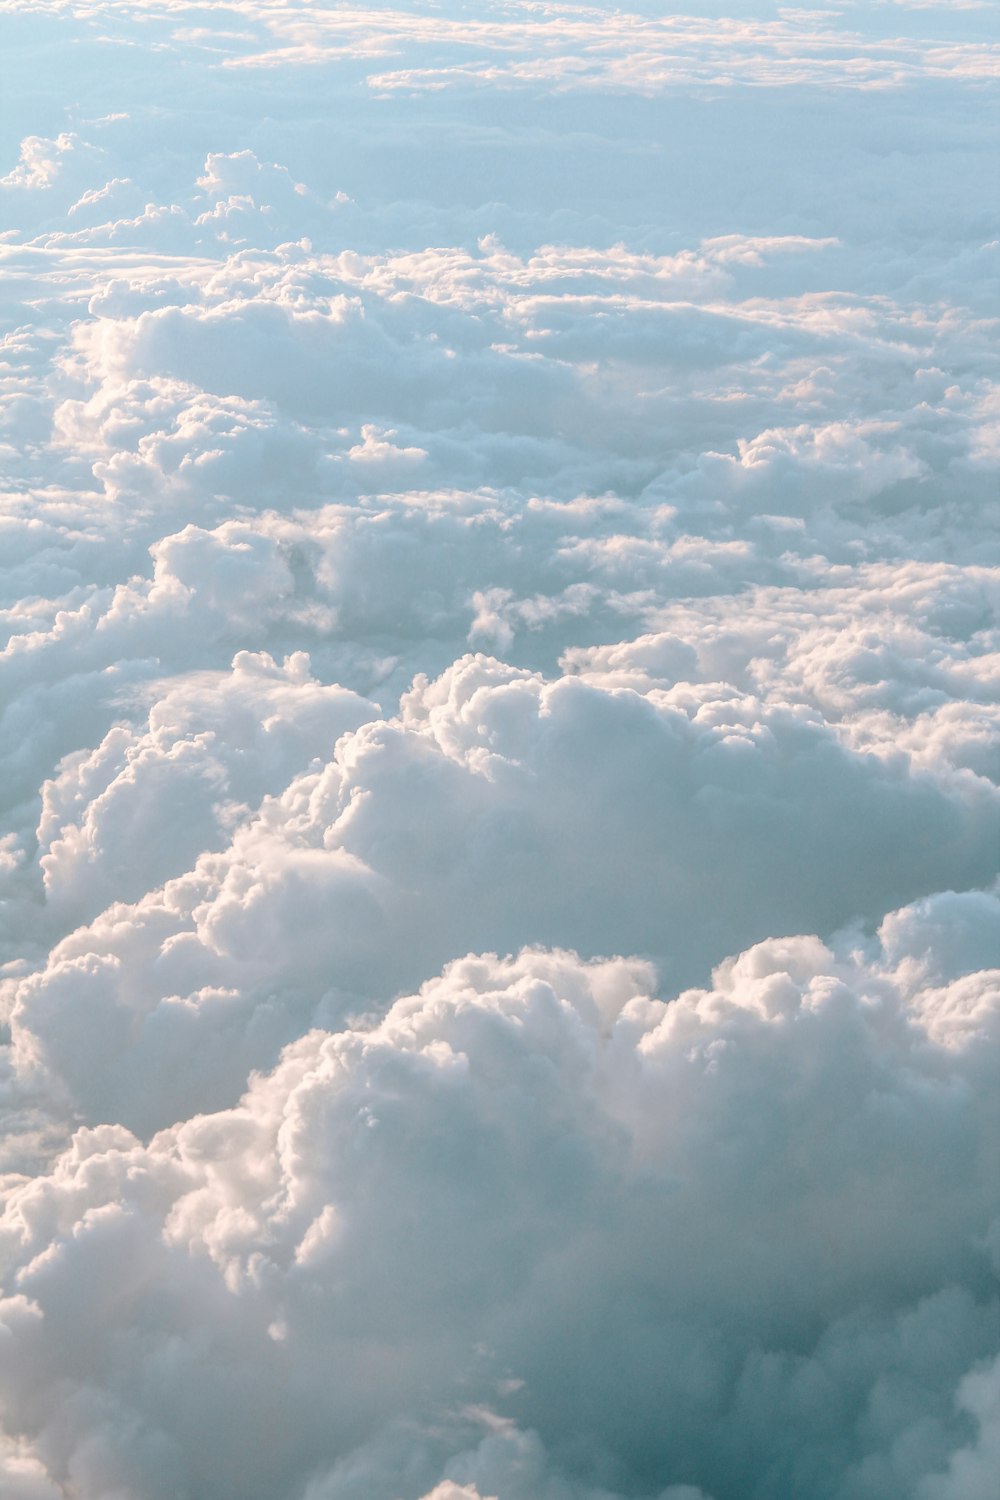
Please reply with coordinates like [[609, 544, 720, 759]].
[[0, 1, 997, 1496]]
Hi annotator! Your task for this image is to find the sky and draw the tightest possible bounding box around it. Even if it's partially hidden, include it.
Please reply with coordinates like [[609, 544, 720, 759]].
[[0, 2, 998, 1497]]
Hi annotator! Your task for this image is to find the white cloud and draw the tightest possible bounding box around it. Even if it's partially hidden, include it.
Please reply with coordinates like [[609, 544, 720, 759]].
[[6, 647, 998, 1139], [0, 1, 997, 1494], [36, 649, 375, 921], [1, 134, 84, 191], [2, 903, 1000, 1497]]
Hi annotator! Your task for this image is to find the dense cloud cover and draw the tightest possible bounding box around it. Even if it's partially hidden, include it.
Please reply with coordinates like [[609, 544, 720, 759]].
[[0, 2, 998, 1496]]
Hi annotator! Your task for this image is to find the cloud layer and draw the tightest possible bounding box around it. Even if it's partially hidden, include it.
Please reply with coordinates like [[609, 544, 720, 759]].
[[1, 2, 998, 1496]]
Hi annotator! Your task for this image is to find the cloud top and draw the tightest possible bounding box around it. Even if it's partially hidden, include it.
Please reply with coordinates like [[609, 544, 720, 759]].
[[0, 1, 997, 1496]]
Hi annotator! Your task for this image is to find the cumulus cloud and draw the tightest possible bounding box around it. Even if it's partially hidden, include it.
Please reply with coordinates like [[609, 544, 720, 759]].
[[2, 903, 1000, 1497], [1, 134, 85, 191], [0, 0, 997, 1496], [8, 644, 998, 1133]]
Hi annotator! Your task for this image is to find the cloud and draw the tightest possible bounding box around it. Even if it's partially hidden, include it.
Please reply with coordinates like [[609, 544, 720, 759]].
[[0, 1, 997, 1495], [36, 649, 375, 921], [2, 899, 1000, 1497], [918, 1353, 1000, 1500], [186, 2, 1000, 93], [7, 644, 998, 1137], [1, 134, 85, 191]]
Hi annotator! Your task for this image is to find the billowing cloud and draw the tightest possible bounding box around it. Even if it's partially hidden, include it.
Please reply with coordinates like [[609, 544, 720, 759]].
[[3, 900, 1000, 1497], [0, 0, 997, 1496]]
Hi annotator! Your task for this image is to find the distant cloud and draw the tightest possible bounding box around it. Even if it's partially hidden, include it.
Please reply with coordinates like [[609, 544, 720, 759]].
[[1, 134, 87, 190]]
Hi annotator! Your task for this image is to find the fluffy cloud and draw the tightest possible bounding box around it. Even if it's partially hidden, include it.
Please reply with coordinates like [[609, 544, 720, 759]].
[[0, 1, 997, 1496], [0, 133, 88, 191], [36, 649, 374, 921], [2, 900, 1000, 1498], [9, 647, 998, 1133]]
